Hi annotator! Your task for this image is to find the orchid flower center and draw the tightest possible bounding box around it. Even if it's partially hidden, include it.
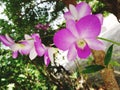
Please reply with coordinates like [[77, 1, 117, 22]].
[[76, 39, 86, 49], [11, 43, 25, 51], [17, 44, 25, 48]]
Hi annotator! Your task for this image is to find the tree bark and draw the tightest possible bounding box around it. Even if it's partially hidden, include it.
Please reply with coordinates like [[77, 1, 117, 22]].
[[61, 0, 76, 8], [92, 50, 120, 90], [61, 0, 120, 89]]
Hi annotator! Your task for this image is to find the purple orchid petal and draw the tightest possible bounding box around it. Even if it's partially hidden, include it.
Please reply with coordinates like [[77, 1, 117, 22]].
[[20, 49, 30, 55], [34, 35, 45, 56], [12, 51, 18, 58], [29, 47, 37, 60], [95, 14, 103, 24], [20, 46, 31, 55], [5, 34, 14, 44], [31, 33, 40, 39], [66, 20, 79, 38], [44, 51, 50, 66], [85, 38, 105, 50], [0, 35, 13, 46], [69, 4, 78, 20], [76, 15, 101, 38], [67, 44, 77, 61], [64, 11, 74, 21], [75, 43, 91, 59], [53, 29, 76, 51], [76, 2, 91, 20]]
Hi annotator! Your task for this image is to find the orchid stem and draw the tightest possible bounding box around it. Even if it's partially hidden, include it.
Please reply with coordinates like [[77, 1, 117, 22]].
[[98, 37, 120, 46]]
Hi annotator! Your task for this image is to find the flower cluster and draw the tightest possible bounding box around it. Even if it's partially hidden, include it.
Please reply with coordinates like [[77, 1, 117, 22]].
[[53, 2, 105, 61], [0, 2, 105, 66], [0, 34, 53, 66]]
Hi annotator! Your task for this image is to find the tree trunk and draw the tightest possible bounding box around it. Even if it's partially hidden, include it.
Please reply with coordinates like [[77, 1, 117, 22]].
[[61, 0, 120, 89], [92, 50, 120, 90], [62, 0, 76, 8]]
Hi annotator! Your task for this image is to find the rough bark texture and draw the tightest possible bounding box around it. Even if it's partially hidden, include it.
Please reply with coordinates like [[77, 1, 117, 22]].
[[61, 0, 76, 8], [91, 50, 105, 66], [101, 68, 120, 90], [92, 50, 120, 90], [61, 0, 120, 89]]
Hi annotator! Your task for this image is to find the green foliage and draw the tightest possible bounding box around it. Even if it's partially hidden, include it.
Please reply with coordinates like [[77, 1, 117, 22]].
[[0, 49, 56, 90], [0, 48, 76, 90], [0, 0, 70, 89], [104, 44, 113, 67], [0, 0, 65, 41], [110, 61, 120, 67], [82, 65, 105, 74]]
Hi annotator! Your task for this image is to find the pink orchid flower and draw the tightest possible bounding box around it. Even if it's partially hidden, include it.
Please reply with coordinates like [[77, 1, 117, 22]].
[[64, 2, 103, 24], [0, 34, 32, 58], [23, 33, 44, 60], [24, 33, 53, 66], [34, 35, 53, 66], [0, 33, 53, 66], [53, 15, 105, 61]]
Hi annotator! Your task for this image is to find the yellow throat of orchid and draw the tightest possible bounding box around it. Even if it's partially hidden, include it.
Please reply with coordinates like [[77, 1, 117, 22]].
[[76, 39, 86, 49]]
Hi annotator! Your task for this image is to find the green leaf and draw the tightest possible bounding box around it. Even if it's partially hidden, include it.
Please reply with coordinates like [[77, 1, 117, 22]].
[[82, 65, 105, 74], [104, 44, 113, 66]]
